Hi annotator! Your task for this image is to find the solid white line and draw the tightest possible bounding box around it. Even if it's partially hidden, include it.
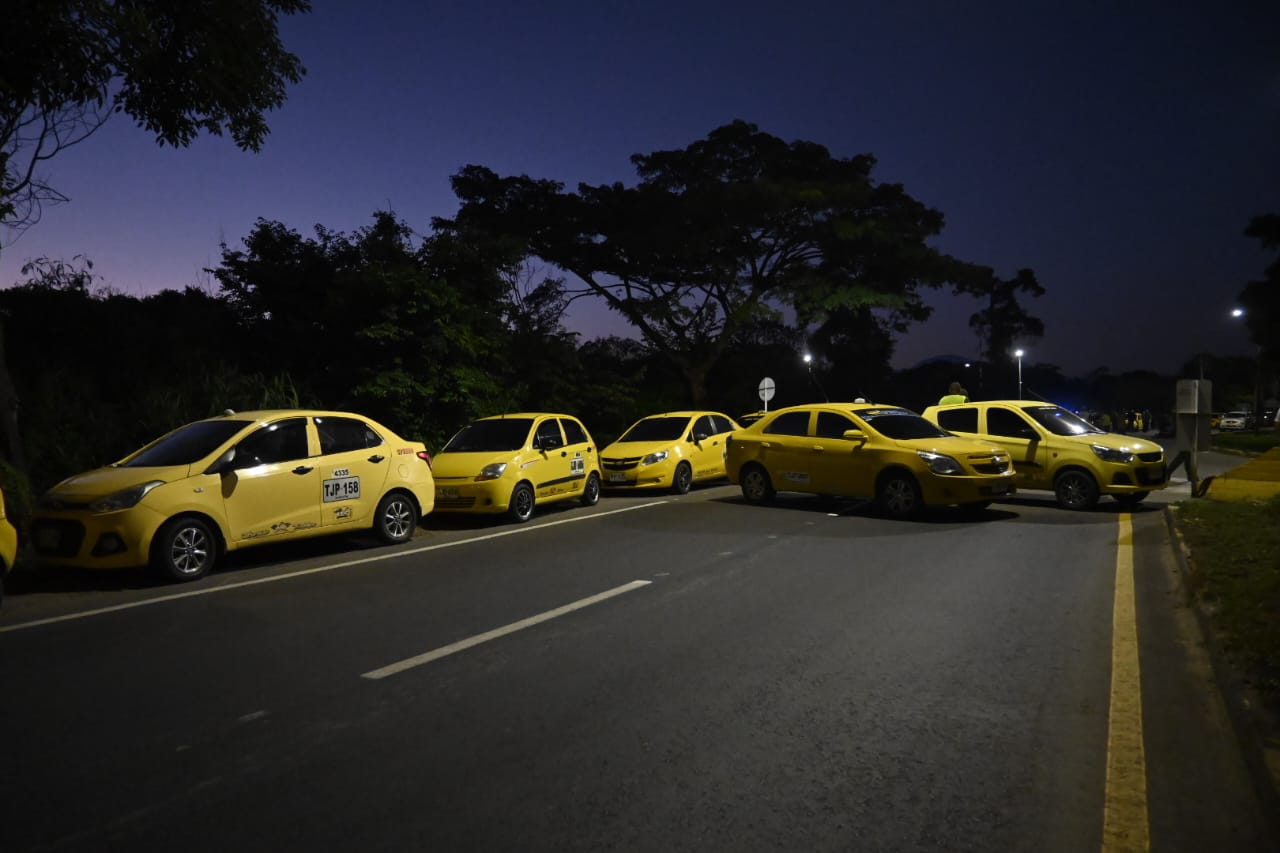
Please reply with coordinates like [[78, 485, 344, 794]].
[[361, 579, 653, 680], [0, 501, 668, 634]]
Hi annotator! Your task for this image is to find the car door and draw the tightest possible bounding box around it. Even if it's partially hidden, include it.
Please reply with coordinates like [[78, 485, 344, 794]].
[[558, 417, 594, 494], [982, 407, 1051, 489], [530, 417, 574, 500], [314, 415, 392, 528], [221, 417, 321, 543], [687, 414, 727, 481], [758, 409, 818, 492], [811, 410, 875, 497]]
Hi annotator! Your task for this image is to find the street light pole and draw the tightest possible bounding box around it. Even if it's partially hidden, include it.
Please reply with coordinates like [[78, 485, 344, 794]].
[[1232, 308, 1262, 434], [803, 353, 828, 402], [1014, 349, 1024, 400]]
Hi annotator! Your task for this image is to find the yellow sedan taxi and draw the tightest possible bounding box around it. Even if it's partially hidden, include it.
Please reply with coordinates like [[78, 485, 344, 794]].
[[600, 411, 740, 493], [922, 400, 1168, 510], [30, 410, 435, 582], [725, 402, 1015, 517], [431, 413, 601, 523], [0, 486, 18, 604]]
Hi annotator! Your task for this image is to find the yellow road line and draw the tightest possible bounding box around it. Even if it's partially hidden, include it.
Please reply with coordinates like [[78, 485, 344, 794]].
[[1102, 513, 1149, 851]]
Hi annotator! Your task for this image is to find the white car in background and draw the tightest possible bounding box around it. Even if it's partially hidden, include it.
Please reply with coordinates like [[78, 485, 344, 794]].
[[1218, 411, 1253, 430]]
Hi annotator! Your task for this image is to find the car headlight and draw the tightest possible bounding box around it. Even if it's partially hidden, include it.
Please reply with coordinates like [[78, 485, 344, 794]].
[[917, 451, 963, 475], [475, 462, 508, 481], [640, 451, 669, 466], [88, 480, 164, 512], [1091, 444, 1135, 464]]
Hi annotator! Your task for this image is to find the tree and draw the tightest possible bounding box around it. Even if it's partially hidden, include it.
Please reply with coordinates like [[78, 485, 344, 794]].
[[962, 267, 1045, 366], [1, 0, 309, 234], [1238, 214, 1280, 363], [438, 121, 981, 406]]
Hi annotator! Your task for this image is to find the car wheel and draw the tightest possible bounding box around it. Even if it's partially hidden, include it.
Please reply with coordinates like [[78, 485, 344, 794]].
[[740, 464, 775, 504], [580, 472, 601, 506], [1054, 469, 1100, 510], [1114, 491, 1149, 509], [374, 491, 417, 544], [151, 517, 216, 582], [508, 482, 536, 523], [672, 462, 693, 495], [877, 471, 923, 519]]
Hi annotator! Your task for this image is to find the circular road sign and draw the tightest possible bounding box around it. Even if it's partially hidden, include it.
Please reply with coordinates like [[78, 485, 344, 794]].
[[758, 376, 776, 402]]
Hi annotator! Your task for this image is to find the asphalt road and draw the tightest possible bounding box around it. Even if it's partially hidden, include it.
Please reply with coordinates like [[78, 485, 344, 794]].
[[1, 458, 1274, 852]]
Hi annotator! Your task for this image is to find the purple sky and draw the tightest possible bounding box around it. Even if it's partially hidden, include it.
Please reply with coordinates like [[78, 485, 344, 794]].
[[3, 1, 1277, 377]]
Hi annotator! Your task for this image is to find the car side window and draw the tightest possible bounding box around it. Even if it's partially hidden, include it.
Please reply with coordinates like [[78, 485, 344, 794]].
[[987, 408, 1037, 439], [712, 415, 736, 434], [316, 416, 382, 454], [559, 418, 589, 446], [692, 415, 715, 439], [815, 412, 858, 439], [936, 408, 979, 433], [235, 418, 309, 467], [536, 419, 564, 449], [763, 411, 811, 436]]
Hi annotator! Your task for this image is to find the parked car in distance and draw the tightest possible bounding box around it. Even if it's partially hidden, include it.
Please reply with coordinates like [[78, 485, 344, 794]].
[[725, 403, 1015, 518], [922, 400, 1167, 510], [0, 486, 17, 605], [30, 410, 435, 582], [1218, 411, 1254, 431], [600, 411, 740, 494], [431, 413, 601, 523]]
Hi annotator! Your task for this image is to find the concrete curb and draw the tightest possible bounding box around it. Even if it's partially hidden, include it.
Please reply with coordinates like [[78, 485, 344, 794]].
[[1161, 505, 1280, 843]]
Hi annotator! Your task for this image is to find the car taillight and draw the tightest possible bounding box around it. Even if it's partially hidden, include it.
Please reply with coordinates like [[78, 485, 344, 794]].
[[417, 450, 433, 469]]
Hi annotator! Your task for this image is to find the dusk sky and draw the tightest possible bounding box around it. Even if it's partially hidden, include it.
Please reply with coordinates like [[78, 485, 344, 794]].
[[3, 1, 1277, 378]]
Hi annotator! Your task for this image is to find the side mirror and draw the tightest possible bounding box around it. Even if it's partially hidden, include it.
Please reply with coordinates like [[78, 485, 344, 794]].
[[536, 435, 562, 452], [842, 428, 868, 444], [693, 431, 709, 443], [204, 447, 237, 476]]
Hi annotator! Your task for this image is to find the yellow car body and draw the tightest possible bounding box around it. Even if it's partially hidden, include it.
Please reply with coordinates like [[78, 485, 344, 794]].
[[0, 487, 18, 602], [431, 413, 601, 523], [921, 400, 1168, 510], [600, 411, 740, 493], [30, 410, 435, 581], [725, 403, 1016, 517]]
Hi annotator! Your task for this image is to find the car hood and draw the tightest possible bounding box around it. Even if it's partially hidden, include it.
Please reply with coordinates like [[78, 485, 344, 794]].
[[431, 450, 530, 479], [896, 436, 1011, 458], [1064, 433, 1162, 454], [600, 440, 680, 459], [47, 464, 194, 499]]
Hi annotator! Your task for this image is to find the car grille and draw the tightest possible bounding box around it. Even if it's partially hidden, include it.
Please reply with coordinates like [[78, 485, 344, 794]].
[[1136, 465, 1167, 486], [32, 519, 85, 557], [435, 497, 477, 510], [970, 457, 1011, 475], [1137, 451, 1163, 463], [601, 458, 640, 471]]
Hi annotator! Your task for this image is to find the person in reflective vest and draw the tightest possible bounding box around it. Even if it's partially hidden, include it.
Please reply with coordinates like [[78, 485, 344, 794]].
[[938, 381, 968, 405]]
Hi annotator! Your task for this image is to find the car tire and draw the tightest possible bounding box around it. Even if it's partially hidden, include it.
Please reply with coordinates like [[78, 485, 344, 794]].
[[672, 462, 693, 495], [1114, 491, 1149, 509], [151, 516, 216, 582], [580, 472, 601, 506], [740, 463, 775, 504], [508, 482, 536, 523], [877, 471, 923, 519], [1054, 469, 1100, 510], [374, 491, 417, 544]]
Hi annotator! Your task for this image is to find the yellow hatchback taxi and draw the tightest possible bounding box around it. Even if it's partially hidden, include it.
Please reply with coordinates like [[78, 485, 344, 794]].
[[30, 410, 435, 582], [431, 413, 601, 523], [0, 486, 18, 604], [725, 403, 1015, 517], [921, 400, 1168, 510], [600, 411, 740, 494]]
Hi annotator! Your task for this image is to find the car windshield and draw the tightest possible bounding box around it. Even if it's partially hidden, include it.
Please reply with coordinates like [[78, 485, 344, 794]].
[[858, 408, 948, 440], [1025, 406, 1104, 436], [442, 418, 534, 452], [122, 420, 251, 467], [618, 416, 690, 442]]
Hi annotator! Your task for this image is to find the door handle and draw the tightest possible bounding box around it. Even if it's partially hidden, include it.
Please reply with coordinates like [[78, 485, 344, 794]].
[[812, 446, 825, 452], [292, 466, 313, 475], [368, 454, 385, 463]]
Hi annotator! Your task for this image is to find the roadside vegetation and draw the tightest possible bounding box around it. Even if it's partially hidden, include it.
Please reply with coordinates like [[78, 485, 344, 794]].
[[1213, 430, 1280, 454]]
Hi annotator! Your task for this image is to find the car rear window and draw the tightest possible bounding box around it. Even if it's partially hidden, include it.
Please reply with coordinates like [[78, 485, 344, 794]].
[[123, 420, 251, 467]]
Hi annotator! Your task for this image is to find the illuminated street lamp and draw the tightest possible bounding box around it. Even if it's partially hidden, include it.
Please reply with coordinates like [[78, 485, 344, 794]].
[[1014, 349, 1025, 399], [802, 352, 828, 402], [1231, 308, 1261, 433]]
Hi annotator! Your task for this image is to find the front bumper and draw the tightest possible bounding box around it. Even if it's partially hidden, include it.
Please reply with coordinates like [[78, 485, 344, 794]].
[[29, 506, 167, 570], [432, 479, 514, 514], [918, 473, 1018, 506]]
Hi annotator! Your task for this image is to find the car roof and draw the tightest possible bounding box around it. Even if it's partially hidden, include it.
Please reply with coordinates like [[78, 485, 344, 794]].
[[476, 412, 582, 420]]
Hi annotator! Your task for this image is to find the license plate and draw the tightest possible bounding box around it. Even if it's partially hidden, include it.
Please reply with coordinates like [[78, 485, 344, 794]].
[[323, 476, 361, 503], [438, 486, 458, 499], [609, 472, 629, 483]]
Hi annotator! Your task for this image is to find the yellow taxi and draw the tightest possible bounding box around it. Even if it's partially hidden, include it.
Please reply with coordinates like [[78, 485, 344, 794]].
[[30, 410, 435, 582], [431, 413, 601, 523], [0, 486, 18, 604], [921, 400, 1168, 509], [725, 402, 1015, 517], [600, 411, 740, 493]]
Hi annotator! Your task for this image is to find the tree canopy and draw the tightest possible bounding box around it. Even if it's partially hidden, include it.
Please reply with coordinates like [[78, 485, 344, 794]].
[[1239, 214, 1280, 364], [1, 0, 309, 233], [438, 120, 1000, 405]]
